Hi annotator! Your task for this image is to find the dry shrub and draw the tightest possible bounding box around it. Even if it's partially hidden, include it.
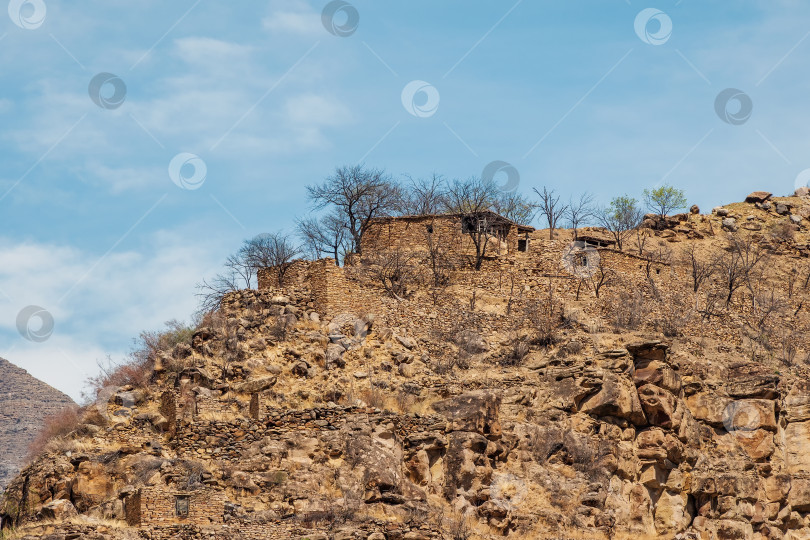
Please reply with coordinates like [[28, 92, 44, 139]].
[[443, 509, 473, 540], [501, 338, 530, 366], [607, 290, 646, 330], [358, 386, 387, 409], [269, 313, 296, 342], [523, 288, 565, 347], [28, 405, 82, 458], [653, 294, 693, 337], [768, 220, 797, 244], [85, 320, 195, 401]]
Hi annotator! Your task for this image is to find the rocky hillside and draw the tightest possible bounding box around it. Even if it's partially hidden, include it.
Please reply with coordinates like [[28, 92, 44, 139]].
[[4, 192, 810, 539], [0, 358, 75, 493]]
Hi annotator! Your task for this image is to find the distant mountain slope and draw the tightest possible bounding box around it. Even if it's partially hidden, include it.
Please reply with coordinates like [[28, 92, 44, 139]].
[[0, 358, 75, 492]]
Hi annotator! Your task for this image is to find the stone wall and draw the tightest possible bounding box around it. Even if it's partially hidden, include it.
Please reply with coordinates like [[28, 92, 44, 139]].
[[360, 214, 522, 259], [252, 229, 681, 347], [130, 486, 226, 528], [257, 259, 312, 291]]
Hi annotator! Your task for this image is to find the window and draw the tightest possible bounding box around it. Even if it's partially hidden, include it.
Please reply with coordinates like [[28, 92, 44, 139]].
[[426, 225, 434, 234], [518, 239, 527, 252], [175, 495, 189, 518]]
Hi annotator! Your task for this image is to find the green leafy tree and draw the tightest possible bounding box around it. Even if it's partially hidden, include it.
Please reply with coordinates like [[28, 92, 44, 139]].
[[643, 184, 688, 218]]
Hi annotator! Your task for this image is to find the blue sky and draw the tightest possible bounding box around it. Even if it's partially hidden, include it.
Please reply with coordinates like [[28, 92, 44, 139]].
[[1, 0, 808, 400]]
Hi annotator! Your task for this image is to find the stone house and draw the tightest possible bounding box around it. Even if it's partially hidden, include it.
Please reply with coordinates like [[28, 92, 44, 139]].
[[360, 211, 535, 259]]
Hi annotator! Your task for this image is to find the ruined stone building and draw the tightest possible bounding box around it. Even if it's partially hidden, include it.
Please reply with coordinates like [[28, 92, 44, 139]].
[[360, 211, 536, 258]]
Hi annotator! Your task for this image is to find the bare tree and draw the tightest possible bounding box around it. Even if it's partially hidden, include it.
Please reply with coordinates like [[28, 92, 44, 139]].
[[642, 243, 672, 299], [240, 232, 302, 287], [716, 246, 745, 306], [492, 190, 536, 225], [443, 177, 503, 270], [565, 192, 595, 241], [297, 213, 348, 264], [307, 165, 402, 254], [398, 174, 446, 215], [589, 256, 615, 298], [367, 249, 419, 301], [596, 195, 644, 251], [533, 187, 568, 239], [196, 272, 242, 314], [633, 226, 652, 256], [716, 235, 766, 306], [424, 219, 454, 304], [682, 243, 715, 293]]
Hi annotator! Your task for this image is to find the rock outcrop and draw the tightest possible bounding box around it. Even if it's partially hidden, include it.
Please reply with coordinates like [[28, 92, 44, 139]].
[[0, 358, 75, 493]]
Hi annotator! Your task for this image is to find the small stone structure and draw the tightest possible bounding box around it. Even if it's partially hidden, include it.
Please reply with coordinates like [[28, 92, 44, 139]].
[[125, 486, 226, 528], [360, 212, 535, 258]]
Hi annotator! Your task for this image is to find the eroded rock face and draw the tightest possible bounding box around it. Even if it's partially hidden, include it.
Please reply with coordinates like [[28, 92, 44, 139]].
[[579, 372, 646, 426], [431, 390, 501, 436], [7, 287, 810, 540], [0, 359, 75, 492]]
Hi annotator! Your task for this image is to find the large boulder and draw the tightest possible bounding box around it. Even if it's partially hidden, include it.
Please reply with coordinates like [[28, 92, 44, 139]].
[[786, 381, 810, 422], [785, 421, 810, 474], [637, 384, 678, 428], [789, 478, 810, 512], [725, 365, 779, 399], [72, 461, 114, 512], [685, 392, 731, 426], [745, 191, 773, 203], [654, 490, 693, 535], [627, 341, 669, 362], [721, 399, 777, 432], [442, 431, 491, 500], [579, 372, 646, 426], [37, 499, 78, 521], [633, 360, 681, 394], [432, 391, 501, 437]]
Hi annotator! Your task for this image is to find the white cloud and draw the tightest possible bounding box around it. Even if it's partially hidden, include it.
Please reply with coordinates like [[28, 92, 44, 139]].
[[262, 0, 321, 36], [174, 37, 254, 67], [0, 228, 231, 401], [285, 93, 351, 126]]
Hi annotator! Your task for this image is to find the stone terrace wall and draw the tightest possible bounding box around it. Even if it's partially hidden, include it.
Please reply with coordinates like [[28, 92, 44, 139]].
[[307, 258, 380, 318], [257, 260, 312, 291], [255, 233, 679, 337], [142, 521, 408, 540], [170, 406, 446, 462]]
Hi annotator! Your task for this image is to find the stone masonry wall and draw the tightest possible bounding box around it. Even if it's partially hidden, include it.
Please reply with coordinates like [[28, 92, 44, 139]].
[[133, 486, 226, 528], [360, 214, 519, 258], [257, 259, 312, 291]]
